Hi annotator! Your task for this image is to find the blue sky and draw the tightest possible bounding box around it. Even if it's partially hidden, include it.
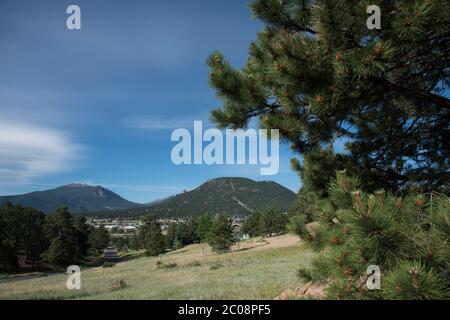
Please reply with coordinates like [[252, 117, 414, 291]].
[[0, 0, 307, 203]]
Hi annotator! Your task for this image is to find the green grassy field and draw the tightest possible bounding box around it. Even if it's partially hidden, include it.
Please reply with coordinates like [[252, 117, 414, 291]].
[[0, 234, 314, 300]]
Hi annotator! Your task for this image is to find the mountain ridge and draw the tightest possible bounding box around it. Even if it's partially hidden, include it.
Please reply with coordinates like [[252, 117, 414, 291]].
[[0, 184, 142, 214], [0, 177, 297, 217], [89, 177, 297, 218]]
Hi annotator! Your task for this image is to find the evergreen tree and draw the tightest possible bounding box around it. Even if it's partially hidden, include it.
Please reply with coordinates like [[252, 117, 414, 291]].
[[41, 238, 71, 270], [296, 172, 450, 300], [0, 239, 17, 272], [176, 218, 199, 245], [242, 211, 261, 237], [74, 216, 92, 262], [172, 235, 183, 250], [139, 215, 165, 256], [259, 210, 273, 237], [42, 207, 78, 268], [272, 210, 288, 236], [288, 149, 351, 222], [129, 233, 141, 251], [207, 0, 450, 192], [0, 202, 22, 267], [116, 237, 128, 252], [0, 205, 18, 272], [208, 213, 234, 253], [88, 225, 110, 258], [21, 207, 47, 269], [196, 213, 213, 242], [164, 222, 178, 249]]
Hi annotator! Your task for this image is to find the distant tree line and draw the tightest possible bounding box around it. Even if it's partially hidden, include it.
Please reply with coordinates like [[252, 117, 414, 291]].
[[241, 208, 288, 238], [130, 209, 288, 257], [0, 202, 110, 273], [128, 212, 243, 256]]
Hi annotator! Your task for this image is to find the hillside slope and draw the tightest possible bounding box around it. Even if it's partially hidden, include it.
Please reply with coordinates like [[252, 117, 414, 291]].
[[0, 234, 313, 300], [150, 177, 296, 216]]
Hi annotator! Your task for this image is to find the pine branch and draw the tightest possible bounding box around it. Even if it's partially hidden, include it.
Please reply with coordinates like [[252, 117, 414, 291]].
[[246, 102, 282, 118], [375, 77, 450, 108]]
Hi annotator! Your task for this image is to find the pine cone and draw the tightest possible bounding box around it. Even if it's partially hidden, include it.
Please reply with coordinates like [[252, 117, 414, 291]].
[[415, 198, 425, 207], [374, 45, 383, 55], [331, 236, 339, 245], [343, 268, 353, 277]]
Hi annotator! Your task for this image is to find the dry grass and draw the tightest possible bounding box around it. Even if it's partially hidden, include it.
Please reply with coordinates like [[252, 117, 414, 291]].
[[0, 234, 314, 300]]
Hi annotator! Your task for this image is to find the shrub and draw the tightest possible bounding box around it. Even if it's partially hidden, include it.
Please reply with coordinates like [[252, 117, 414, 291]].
[[102, 262, 115, 268], [156, 261, 177, 269], [164, 262, 178, 269], [187, 260, 202, 267], [209, 263, 224, 270], [110, 279, 127, 291]]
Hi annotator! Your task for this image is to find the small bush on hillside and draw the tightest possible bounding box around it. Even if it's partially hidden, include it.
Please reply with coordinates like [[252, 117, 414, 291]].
[[187, 260, 202, 267], [209, 263, 224, 270], [110, 279, 127, 291], [156, 261, 177, 269], [102, 262, 115, 268]]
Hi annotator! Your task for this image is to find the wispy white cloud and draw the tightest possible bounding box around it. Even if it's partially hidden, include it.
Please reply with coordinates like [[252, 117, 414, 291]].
[[0, 121, 84, 185]]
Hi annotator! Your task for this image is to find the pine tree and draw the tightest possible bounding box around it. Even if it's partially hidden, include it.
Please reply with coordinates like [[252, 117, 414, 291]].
[[259, 208, 287, 237], [74, 216, 92, 262], [41, 238, 71, 270], [42, 207, 79, 268], [196, 213, 213, 243], [176, 218, 199, 245], [139, 215, 165, 256], [0, 204, 18, 272], [207, 0, 450, 192], [164, 222, 178, 249], [21, 207, 47, 269], [242, 211, 261, 237], [129, 233, 141, 251], [88, 225, 110, 258], [296, 172, 450, 300], [0, 202, 22, 270], [273, 210, 288, 236], [208, 213, 235, 253]]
